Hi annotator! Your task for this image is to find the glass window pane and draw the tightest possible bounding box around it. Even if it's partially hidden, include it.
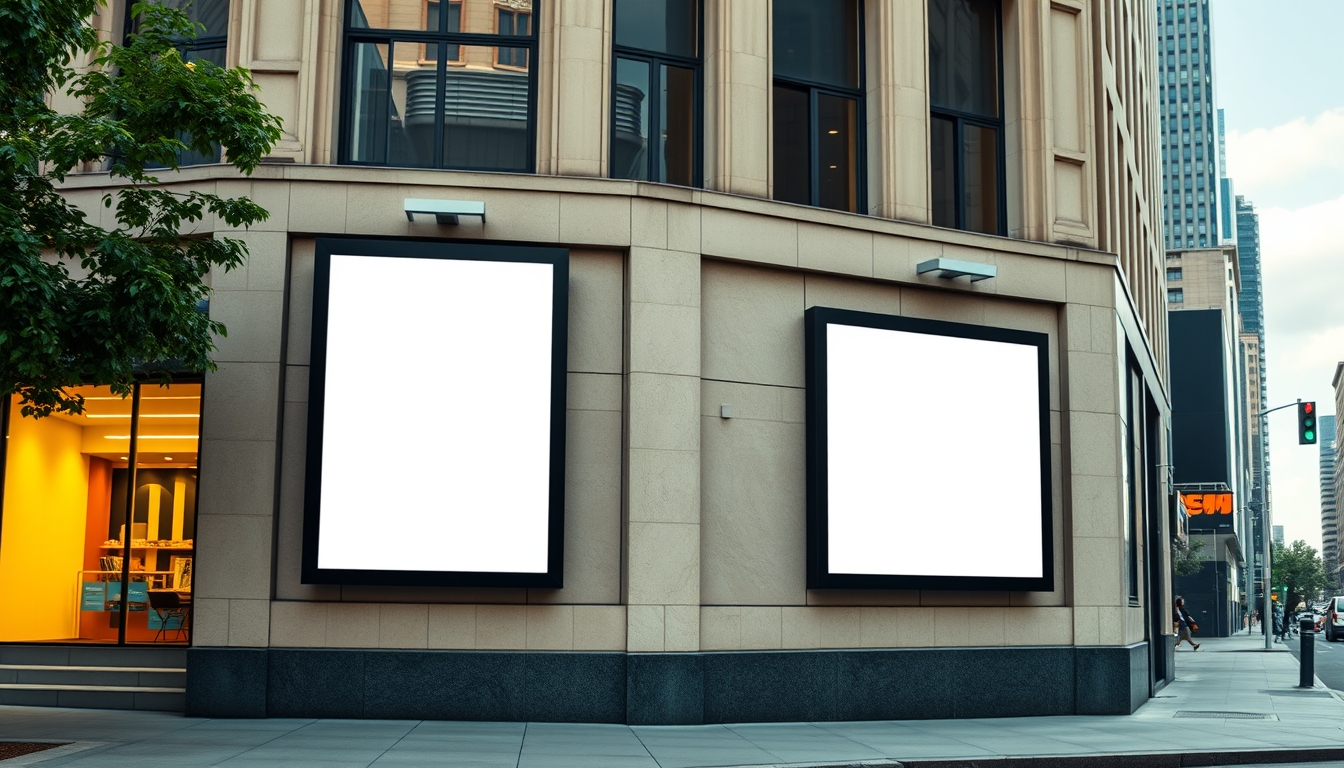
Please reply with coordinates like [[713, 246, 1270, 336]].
[[388, 42, 439, 168], [816, 93, 857, 213], [963, 123, 1000, 234], [930, 115, 956, 227], [442, 45, 531, 171], [134, 0, 229, 38], [928, 0, 999, 117], [349, 0, 439, 31], [614, 0, 697, 58], [773, 0, 859, 89], [772, 84, 810, 205], [611, 58, 651, 180], [350, 0, 533, 34], [660, 64, 695, 186], [346, 42, 392, 163]]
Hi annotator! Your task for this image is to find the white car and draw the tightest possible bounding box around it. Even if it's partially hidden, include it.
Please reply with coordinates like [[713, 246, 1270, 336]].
[[1325, 596, 1344, 641]]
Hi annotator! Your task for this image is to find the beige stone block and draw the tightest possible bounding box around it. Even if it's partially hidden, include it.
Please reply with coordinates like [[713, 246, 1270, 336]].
[[668, 203, 701, 253], [1068, 351, 1119, 415], [898, 287, 988, 325], [628, 448, 699, 524], [631, 199, 668, 248], [894, 607, 937, 647], [378, 604, 428, 649], [992, 252, 1068, 302], [287, 182, 347, 234], [739, 607, 782, 650], [699, 607, 741, 650], [859, 607, 900, 647], [1004, 607, 1074, 646], [919, 592, 1010, 607], [476, 605, 527, 650], [327, 603, 379, 648], [573, 605, 626, 651], [700, 380, 782, 422], [1072, 474, 1121, 539], [198, 439, 275, 516], [559, 194, 631, 246], [567, 373, 622, 412], [781, 388, 805, 423], [192, 598, 229, 646], [628, 521, 700, 606], [806, 589, 920, 607], [285, 240, 315, 366], [269, 601, 329, 647], [701, 208, 797, 267], [227, 599, 270, 647], [627, 605, 665, 652], [1073, 537, 1124, 607], [798, 223, 873, 277], [701, 419, 806, 605], [569, 249, 624, 375], [1073, 606, 1100, 645], [1065, 304, 1092, 352], [980, 297, 1057, 336], [664, 605, 700, 652], [427, 605, 476, 649], [242, 179, 291, 233], [1091, 306, 1117, 354], [782, 607, 862, 650], [1065, 261, 1115, 307], [194, 514, 273, 600], [1097, 606, 1126, 645], [524, 605, 574, 650], [285, 365, 309, 404], [230, 230, 289, 292], [202, 363, 280, 441], [344, 184, 411, 237], [628, 373, 700, 451], [1069, 411, 1121, 477], [803, 275, 901, 315], [342, 585, 526, 604], [701, 262, 805, 387], [630, 248, 700, 308], [873, 235, 943, 282], [273, 405, 340, 602], [629, 303, 700, 376]]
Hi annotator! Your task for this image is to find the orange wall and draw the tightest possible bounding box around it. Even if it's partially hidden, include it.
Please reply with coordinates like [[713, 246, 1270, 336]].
[[0, 410, 90, 641]]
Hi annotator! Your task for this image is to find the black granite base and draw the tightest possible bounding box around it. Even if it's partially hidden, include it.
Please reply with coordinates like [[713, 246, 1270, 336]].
[[187, 643, 1149, 723]]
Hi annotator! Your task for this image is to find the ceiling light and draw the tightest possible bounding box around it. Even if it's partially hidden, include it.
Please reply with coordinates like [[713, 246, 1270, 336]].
[[829, 165, 837, 169], [120, 456, 128, 460], [827, 129, 838, 134], [164, 457, 173, 461]]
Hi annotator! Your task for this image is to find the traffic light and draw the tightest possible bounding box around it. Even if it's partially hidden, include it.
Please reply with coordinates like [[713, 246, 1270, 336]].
[[1299, 401, 1317, 444]]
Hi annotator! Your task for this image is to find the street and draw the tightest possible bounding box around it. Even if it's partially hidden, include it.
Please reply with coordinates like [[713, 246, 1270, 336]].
[[1284, 629, 1344, 692]]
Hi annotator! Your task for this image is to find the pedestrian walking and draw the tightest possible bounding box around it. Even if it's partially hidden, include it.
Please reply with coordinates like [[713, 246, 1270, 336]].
[[1273, 602, 1287, 643], [1174, 597, 1200, 650]]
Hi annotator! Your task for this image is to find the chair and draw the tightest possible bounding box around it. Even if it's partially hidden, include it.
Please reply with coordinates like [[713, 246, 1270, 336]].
[[147, 590, 190, 642]]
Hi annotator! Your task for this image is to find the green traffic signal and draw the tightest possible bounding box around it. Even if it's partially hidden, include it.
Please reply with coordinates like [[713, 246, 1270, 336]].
[[1306, 430, 1315, 441]]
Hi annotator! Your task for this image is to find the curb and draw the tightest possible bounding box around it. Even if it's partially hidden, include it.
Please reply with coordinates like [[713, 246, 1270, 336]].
[[743, 747, 1344, 768]]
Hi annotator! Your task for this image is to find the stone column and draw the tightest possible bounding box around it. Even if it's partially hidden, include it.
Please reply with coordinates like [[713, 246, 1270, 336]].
[[704, 0, 770, 198]]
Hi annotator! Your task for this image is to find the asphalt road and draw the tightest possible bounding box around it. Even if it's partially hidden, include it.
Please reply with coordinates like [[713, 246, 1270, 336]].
[[1285, 628, 1344, 692]]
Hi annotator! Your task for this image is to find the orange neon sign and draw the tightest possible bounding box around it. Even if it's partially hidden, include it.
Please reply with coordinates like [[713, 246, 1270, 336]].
[[1180, 492, 1233, 515]]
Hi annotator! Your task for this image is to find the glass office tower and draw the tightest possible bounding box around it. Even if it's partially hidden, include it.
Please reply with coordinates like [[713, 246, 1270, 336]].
[[1157, 0, 1223, 250]]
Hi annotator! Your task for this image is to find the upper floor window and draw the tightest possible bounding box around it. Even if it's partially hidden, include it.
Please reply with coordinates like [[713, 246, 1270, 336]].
[[610, 0, 701, 187], [127, 0, 231, 166], [771, 0, 864, 213], [929, 0, 1004, 235], [1168, 288, 1184, 303], [341, 0, 539, 172]]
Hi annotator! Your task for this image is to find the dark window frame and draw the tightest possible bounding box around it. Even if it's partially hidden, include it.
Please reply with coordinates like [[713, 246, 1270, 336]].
[[609, 0, 705, 188], [771, 1, 868, 214], [928, 0, 1007, 236], [337, 0, 541, 172]]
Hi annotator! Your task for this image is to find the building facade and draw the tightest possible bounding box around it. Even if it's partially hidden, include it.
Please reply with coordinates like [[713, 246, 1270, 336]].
[[0, 0, 1175, 721], [1320, 415, 1338, 582]]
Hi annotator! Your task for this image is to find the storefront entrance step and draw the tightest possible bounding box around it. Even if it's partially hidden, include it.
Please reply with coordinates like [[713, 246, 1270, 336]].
[[0, 684, 184, 712], [0, 664, 185, 689]]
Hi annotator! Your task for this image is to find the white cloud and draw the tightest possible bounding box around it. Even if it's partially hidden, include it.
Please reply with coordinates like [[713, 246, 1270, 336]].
[[1225, 109, 1344, 209]]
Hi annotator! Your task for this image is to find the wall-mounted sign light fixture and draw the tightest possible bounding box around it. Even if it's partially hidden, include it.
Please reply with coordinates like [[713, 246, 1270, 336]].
[[916, 257, 997, 282], [403, 198, 487, 226]]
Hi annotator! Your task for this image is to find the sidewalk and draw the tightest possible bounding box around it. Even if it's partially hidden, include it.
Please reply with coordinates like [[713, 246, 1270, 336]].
[[4, 634, 1344, 767]]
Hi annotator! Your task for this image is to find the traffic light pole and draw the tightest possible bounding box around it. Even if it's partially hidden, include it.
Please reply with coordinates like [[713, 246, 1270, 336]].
[[1259, 399, 1301, 650]]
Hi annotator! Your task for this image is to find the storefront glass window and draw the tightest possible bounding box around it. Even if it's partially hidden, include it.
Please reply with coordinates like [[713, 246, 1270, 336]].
[[0, 382, 201, 644]]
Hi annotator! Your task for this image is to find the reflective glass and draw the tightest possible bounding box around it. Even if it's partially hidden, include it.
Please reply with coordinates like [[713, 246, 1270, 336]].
[[346, 42, 393, 163], [350, 0, 534, 35], [660, 64, 696, 186], [614, 0, 697, 58], [816, 93, 857, 213], [612, 58, 651, 180], [928, 0, 999, 117], [389, 41, 440, 168], [773, 0, 859, 89], [134, 0, 229, 38], [442, 45, 530, 170], [930, 116, 956, 228], [772, 84, 810, 205], [963, 123, 1000, 234]]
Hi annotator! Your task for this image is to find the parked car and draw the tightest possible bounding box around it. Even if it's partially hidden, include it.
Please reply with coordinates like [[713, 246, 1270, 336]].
[[1325, 597, 1344, 641]]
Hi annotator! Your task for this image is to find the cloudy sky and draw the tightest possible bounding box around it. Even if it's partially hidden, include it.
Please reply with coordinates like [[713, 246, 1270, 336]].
[[1213, 0, 1344, 554]]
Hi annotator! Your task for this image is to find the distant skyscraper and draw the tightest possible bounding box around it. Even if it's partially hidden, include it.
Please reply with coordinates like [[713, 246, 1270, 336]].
[[1274, 526, 1284, 548], [1157, 0, 1223, 250], [1217, 109, 1234, 243], [1321, 415, 1339, 581], [1236, 195, 1270, 538]]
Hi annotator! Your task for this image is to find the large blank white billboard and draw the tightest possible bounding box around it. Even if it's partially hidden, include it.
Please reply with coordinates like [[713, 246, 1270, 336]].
[[302, 240, 567, 587], [805, 307, 1052, 591]]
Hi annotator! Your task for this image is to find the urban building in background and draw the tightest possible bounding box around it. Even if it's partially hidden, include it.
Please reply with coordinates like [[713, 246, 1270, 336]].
[[1320, 415, 1338, 582], [1273, 525, 1285, 548], [1167, 246, 1249, 636], [1235, 195, 1270, 589], [0, 0, 1175, 722]]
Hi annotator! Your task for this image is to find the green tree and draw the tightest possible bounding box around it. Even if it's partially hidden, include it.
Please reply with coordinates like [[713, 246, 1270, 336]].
[[1272, 539, 1330, 612], [1173, 537, 1207, 577], [1, 1, 282, 418]]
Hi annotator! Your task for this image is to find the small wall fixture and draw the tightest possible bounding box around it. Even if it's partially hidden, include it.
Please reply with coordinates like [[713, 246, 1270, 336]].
[[916, 257, 996, 283], [404, 198, 486, 226]]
